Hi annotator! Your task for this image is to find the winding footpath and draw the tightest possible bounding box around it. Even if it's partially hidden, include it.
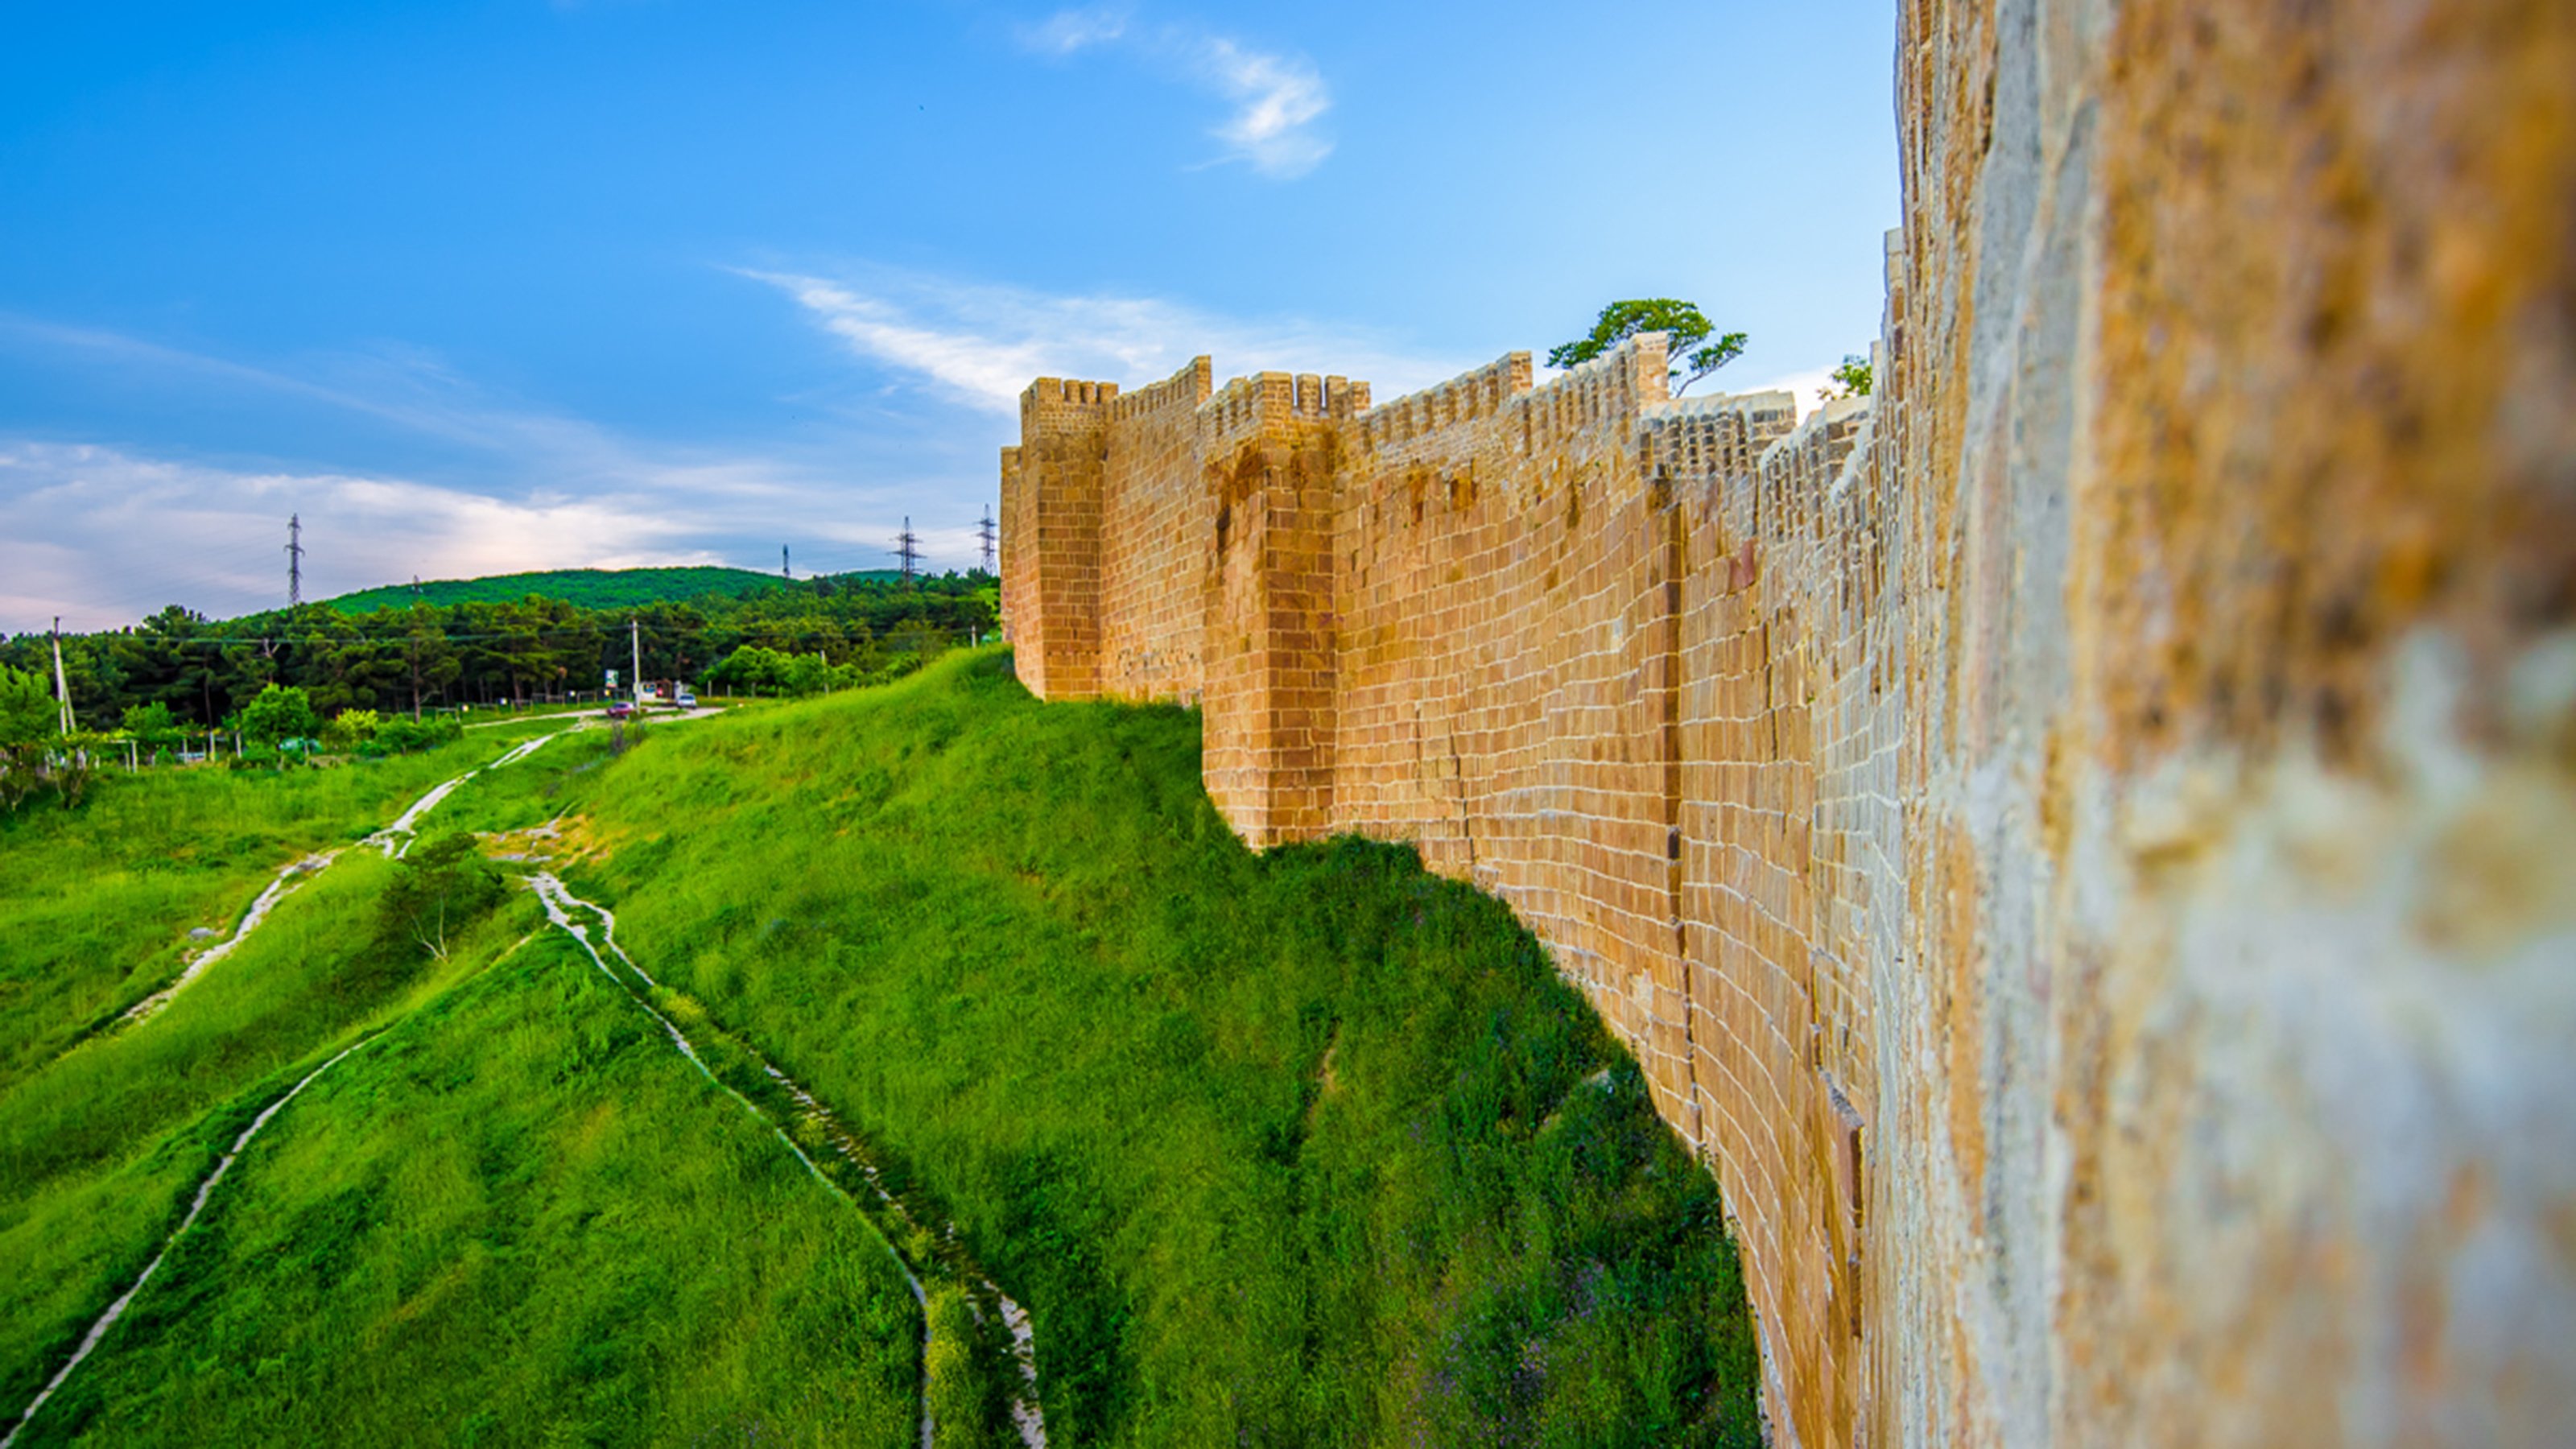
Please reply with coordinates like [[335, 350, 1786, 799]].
[[119, 850, 342, 1026], [530, 873, 1049, 1449]]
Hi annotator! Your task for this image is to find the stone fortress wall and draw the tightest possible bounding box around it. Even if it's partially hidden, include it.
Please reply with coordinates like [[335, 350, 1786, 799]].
[[1000, 2, 2576, 1443]]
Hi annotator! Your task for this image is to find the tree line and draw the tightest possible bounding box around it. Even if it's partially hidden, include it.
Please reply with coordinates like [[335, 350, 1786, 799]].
[[2, 571, 997, 733]]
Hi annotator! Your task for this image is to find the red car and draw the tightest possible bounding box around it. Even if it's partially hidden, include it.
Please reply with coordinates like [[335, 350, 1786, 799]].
[[604, 700, 636, 720]]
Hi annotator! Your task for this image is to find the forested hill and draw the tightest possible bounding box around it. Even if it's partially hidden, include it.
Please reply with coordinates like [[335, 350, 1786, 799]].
[[327, 565, 898, 613], [3, 571, 997, 730]]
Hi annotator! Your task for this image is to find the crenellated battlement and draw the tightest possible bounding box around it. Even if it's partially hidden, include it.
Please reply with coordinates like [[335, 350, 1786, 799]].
[[1108, 357, 1212, 423]]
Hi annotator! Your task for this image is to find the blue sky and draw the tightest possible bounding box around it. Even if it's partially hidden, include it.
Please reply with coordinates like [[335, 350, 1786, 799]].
[[2, 0, 1897, 630]]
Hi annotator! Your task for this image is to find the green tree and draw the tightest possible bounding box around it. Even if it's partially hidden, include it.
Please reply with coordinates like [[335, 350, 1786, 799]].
[[236, 683, 321, 748], [1822, 353, 1873, 400], [400, 604, 460, 719], [122, 701, 184, 753], [0, 666, 58, 812], [1548, 299, 1747, 395], [377, 832, 505, 963]]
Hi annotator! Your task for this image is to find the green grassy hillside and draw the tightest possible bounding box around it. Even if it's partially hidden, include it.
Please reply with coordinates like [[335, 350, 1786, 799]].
[[0, 722, 561, 1096], [0, 650, 1761, 1447], [324, 564, 897, 613]]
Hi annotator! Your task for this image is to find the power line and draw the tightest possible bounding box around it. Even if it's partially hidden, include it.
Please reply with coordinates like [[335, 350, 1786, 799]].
[[894, 517, 922, 582]]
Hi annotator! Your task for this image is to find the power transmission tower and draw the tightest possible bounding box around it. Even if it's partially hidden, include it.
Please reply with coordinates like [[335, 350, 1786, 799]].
[[894, 517, 922, 581], [782, 544, 791, 579], [286, 514, 306, 606], [976, 506, 997, 573]]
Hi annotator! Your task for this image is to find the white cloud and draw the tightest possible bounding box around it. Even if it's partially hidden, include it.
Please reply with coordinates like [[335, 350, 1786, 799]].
[[1740, 366, 1837, 415], [1194, 37, 1331, 177], [0, 441, 710, 630], [0, 316, 1009, 630], [1018, 6, 1129, 55], [1010, 10, 1332, 178], [739, 262, 1464, 414]]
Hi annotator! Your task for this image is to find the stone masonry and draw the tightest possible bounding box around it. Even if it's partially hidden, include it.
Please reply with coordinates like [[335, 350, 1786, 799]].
[[998, 2, 2576, 1443]]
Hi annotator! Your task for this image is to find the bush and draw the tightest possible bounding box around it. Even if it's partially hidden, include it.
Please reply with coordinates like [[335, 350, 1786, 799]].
[[369, 714, 462, 756], [324, 708, 382, 754], [122, 701, 185, 753]]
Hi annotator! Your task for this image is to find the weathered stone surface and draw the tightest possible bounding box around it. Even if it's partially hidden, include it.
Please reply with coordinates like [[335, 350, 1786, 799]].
[[997, 2, 2576, 1442]]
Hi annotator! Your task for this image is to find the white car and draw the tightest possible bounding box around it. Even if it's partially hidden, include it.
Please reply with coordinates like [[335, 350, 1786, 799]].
[[675, 690, 698, 709]]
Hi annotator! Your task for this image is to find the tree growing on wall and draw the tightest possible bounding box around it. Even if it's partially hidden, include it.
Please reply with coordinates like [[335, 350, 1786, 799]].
[[1820, 353, 1873, 399], [1549, 299, 1747, 395]]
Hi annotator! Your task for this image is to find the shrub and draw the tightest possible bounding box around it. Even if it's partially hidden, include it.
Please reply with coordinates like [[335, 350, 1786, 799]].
[[324, 708, 382, 754], [369, 714, 462, 756]]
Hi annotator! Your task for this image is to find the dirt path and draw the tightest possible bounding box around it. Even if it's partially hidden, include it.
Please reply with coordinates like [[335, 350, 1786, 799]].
[[463, 706, 729, 730], [121, 850, 342, 1026], [0, 1034, 378, 1449], [367, 729, 564, 858], [529, 873, 1048, 1449]]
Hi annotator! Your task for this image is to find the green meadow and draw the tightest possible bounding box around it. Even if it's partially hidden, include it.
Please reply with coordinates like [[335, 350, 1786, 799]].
[[0, 648, 1760, 1447]]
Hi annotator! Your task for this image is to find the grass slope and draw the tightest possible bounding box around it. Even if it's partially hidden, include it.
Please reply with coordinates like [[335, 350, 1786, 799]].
[[0, 646, 1760, 1447], [19, 932, 918, 1447], [0, 726, 565, 1095], [538, 647, 1762, 1446], [0, 848, 516, 1416]]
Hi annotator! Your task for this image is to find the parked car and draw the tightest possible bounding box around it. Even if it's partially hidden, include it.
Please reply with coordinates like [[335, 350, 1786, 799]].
[[605, 700, 635, 720], [675, 690, 697, 709]]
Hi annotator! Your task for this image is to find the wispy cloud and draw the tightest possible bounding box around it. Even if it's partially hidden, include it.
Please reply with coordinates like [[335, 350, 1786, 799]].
[[0, 441, 709, 630], [738, 262, 1463, 414], [1013, 8, 1332, 178], [1016, 5, 1128, 55], [1193, 37, 1331, 177], [0, 320, 997, 629]]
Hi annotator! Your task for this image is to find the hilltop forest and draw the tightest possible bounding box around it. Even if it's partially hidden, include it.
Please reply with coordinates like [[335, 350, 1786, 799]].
[[324, 565, 898, 614], [2, 572, 997, 730]]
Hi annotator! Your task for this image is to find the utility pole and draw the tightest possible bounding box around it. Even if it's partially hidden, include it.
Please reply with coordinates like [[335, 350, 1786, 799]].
[[976, 506, 997, 574], [630, 617, 643, 705], [50, 617, 74, 735], [894, 517, 922, 582], [286, 514, 305, 607]]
